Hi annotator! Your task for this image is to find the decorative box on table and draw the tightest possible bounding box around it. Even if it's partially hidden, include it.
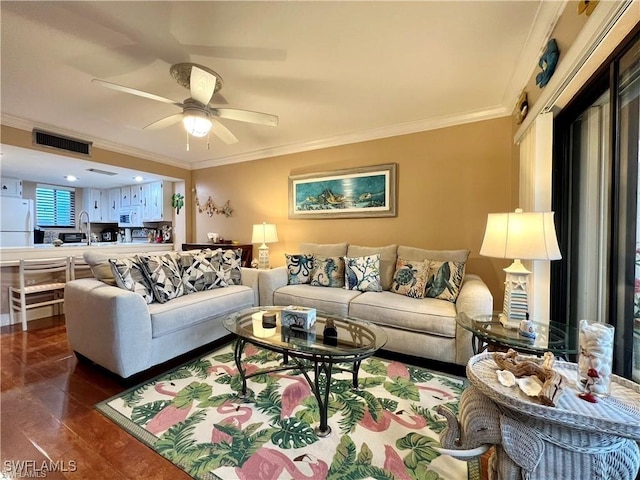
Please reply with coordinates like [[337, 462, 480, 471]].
[[282, 306, 316, 330]]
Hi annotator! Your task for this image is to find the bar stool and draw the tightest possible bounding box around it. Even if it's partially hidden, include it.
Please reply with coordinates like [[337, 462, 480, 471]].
[[69, 255, 92, 280], [8, 258, 70, 331]]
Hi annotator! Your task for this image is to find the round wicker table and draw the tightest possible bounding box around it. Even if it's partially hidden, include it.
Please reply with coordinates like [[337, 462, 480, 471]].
[[466, 352, 640, 479]]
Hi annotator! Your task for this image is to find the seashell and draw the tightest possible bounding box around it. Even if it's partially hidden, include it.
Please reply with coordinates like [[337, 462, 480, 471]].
[[517, 376, 543, 397], [496, 370, 516, 387]]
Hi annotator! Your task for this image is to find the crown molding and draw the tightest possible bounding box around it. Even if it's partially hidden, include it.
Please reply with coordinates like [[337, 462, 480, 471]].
[[191, 105, 510, 169], [0, 114, 193, 170]]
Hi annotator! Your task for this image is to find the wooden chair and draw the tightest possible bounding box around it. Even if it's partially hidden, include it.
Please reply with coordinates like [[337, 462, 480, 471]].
[[8, 258, 70, 331], [69, 255, 92, 280]]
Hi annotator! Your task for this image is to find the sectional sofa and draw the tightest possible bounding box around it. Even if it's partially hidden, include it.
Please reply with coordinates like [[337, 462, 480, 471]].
[[259, 243, 493, 366]]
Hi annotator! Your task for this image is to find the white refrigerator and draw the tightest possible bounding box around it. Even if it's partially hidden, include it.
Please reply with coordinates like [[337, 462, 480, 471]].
[[0, 197, 34, 247]]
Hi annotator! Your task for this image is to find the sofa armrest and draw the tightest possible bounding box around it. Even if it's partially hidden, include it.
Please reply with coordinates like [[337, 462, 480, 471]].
[[240, 267, 259, 306], [258, 267, 288, 306], [455, 274, 493, 365], [65, 278, 153, 378]]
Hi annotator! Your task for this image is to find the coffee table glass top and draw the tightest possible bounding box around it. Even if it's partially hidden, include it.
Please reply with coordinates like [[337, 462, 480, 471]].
[[457, 312, 578, 355], [224, 306, 387, 358]]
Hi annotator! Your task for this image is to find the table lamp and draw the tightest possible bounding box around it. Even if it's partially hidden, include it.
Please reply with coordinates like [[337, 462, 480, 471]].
[[251, 222, 278, 269], [480, 208, 561, 328]]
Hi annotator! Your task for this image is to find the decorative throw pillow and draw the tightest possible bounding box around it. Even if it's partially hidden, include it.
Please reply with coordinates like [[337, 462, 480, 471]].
[[178, 250, 227, 293], [344, 254, 382, 292], [109, 257, 155, 304], [138, 253, 184, 303], [390, 258, 430, 298], [310, 256, 345, 288], [285, 253, 314, 285], [425, 260, 466, 302], [220, 248, 243, 285]]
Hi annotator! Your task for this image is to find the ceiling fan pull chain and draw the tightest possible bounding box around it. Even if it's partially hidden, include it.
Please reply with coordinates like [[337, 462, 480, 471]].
[[186, 131, 190, 152], [207, 132, 211, 150]]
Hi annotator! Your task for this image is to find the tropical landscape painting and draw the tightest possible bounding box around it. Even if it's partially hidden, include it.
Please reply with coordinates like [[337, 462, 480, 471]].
[[289, 163, 397, 219]]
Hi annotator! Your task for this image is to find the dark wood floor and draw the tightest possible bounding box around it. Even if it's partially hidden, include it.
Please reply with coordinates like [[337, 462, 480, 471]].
[[1, 315, 482, 479], [1, 315, 191, 479]]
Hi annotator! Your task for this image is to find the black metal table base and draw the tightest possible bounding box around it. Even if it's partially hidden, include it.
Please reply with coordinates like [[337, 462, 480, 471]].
[[232, 338, 368, 437]]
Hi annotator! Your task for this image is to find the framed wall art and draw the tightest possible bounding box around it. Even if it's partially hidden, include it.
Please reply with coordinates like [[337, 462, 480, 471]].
[[289, 163, 397, 219]]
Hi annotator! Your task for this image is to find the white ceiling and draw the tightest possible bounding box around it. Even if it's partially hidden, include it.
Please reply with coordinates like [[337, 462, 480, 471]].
[[0, 1, 560, 189]]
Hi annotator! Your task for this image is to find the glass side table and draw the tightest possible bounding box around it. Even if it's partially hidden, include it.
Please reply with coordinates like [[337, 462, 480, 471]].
[[457, 312, 578, 358]]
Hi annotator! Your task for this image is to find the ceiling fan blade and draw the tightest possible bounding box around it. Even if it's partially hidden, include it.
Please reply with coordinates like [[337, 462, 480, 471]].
[[143, 113, 183, 130], [92, 79, 182, 107], [190, 66, 217, 105], [211, 108, 279, 127], [210, 121, 239, 145]]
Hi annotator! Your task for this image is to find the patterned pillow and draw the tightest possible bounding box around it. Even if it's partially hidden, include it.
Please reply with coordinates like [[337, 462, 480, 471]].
[[109, 257, 155, 304], [285, 253, 314, 285], [310, 256, 345, 288], [390, 258, 430, 298], [138, 253, 184, 303], [344, 254, 382, 292], [425, 260, 466, 302], [220, 248, 243, 285], [178, 250, 227, 293]]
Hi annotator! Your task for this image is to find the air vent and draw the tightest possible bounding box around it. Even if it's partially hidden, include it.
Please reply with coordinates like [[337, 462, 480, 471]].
[[32, 129, 92, 156], [86, 168, 117, 176]]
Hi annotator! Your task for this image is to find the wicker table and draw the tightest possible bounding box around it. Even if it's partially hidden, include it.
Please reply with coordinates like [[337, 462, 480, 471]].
[[466, 352, 640, 479]]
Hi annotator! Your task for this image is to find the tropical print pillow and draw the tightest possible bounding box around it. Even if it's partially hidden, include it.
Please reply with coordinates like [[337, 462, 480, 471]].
[[344, 254, 382, 292], [390, 258, 430, 298], [109, 257, 155, 304], [310, 256, 345, 288], [178, 250, 228, 293], [285, 253, 314, 285], [425, 260, 466, 302], [138, 253, 184, 303]]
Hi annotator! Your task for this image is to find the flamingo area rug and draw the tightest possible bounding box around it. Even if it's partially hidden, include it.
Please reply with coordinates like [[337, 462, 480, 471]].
[[96, 343, 479, 480]]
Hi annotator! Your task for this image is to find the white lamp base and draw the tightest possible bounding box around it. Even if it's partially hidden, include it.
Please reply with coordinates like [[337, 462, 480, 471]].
[[258, 244, 270, 269], [500, 259, 531, 329]]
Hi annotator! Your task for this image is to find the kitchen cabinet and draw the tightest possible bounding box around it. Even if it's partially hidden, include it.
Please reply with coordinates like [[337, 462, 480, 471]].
[[131, 185, 142, 207], [107, 188, 120, 222], [82, 188, 105, 222], [1, 178, 22, 197], [120, 186, 131, 207], [142, 181, 172, 221]]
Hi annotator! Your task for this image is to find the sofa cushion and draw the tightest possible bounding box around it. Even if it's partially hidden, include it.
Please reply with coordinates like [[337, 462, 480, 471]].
[[310, 256, 345, 288], [285, 253, 314, 285], [273, 284, 361, 316], [178, 250, 227, 293], [397, 246, 470, 264], [149, 285, 255, 338], [84, 250, 175, 285], [344, 254, 382, 292], [346, 244, 397, 290], [138, 253, 185, 303], [425, 260, 466, 302], [390, 258, 429, 298], [109, 257, 155, 304], [299, 242, 348, 257], [349, 291, 457, 338]]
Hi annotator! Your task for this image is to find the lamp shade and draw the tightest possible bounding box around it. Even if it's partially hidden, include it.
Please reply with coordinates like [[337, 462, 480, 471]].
[[480, 209, 561, 261], [251, 223, 278, 245]]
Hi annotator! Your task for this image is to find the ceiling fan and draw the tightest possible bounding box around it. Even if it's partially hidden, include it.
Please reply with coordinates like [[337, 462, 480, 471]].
[[92, 63, 278, 145]]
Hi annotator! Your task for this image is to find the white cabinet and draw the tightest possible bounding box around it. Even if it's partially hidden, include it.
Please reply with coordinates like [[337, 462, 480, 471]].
[[107, 188, 120, 222], [131, 185, 143, 207], [82, 188, 104, 222], [141, 181, 172, 221], [120, 186, 131, 207], [0, 178, 22, 197]]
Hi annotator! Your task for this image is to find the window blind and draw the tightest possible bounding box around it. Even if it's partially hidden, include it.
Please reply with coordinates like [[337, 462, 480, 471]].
[[36, 184, 76, 228]]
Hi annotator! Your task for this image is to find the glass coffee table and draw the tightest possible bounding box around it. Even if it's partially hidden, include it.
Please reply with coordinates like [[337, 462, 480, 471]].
[[223, 306, 387, 437], [457, 312, 578, 358]]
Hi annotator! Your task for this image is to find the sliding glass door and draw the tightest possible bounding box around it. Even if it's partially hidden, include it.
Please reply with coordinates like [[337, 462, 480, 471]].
[[552, 31, 639, 381]]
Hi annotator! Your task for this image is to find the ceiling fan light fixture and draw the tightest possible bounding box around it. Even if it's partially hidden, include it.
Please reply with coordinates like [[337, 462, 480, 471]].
[[183, 110, 212, 137]]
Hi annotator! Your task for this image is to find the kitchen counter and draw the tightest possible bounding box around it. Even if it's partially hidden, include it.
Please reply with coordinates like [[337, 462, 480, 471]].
[[0, 242, 175, 266]]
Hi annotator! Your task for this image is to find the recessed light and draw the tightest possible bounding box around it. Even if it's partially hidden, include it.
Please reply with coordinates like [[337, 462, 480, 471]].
[[133, 176, 144, 182], [65, 175, 78, 181]]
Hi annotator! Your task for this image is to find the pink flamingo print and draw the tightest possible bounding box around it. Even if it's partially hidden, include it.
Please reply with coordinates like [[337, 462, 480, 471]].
[[211, 401, 254, 444], [383, 445, 412, 480], [270, 372, 312, 418], [146, 382, 192, 435], [235, 448, 328, 480], [359, 408, 427, 432], [387, 361, 455, 400]]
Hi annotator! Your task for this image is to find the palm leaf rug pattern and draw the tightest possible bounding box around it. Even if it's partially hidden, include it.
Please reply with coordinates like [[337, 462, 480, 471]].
[[97, 343, 478, 480]]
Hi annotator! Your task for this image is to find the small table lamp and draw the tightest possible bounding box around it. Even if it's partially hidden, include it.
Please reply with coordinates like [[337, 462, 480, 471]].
[[480, 209, 561, 328], [251, 222, 278, 269]]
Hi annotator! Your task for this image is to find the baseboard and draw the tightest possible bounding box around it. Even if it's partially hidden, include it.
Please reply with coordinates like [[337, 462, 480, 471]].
[[0, 306, 61, 327]]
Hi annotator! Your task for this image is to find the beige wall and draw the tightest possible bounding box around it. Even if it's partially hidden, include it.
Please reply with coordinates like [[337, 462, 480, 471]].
[[192, 116, 515, 307]]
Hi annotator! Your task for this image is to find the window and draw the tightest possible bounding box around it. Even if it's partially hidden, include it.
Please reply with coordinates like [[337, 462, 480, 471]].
[[36, 184, 76, 227]]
